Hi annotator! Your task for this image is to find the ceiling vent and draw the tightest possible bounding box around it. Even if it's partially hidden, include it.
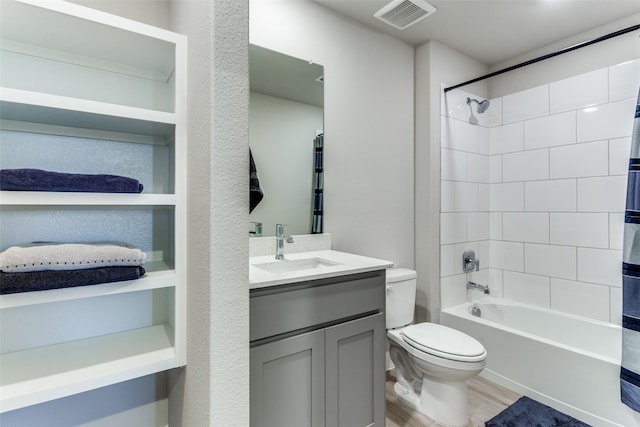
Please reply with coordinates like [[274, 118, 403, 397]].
[[374, 0, 437, 30]]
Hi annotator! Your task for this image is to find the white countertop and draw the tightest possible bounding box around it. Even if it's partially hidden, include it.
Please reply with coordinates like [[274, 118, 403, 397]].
[[249, 250, 393, 289]]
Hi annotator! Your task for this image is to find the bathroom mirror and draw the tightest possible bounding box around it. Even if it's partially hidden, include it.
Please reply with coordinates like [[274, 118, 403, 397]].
[[249, 44, 324, 237]]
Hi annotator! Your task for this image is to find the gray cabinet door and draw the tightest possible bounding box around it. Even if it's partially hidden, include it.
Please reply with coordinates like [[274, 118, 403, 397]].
[[325, 313, 385, 427], [250, 329, 326, 427]]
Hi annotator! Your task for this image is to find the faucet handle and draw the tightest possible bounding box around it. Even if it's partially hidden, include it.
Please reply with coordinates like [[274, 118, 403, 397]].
[[462, 249, 480, 272]]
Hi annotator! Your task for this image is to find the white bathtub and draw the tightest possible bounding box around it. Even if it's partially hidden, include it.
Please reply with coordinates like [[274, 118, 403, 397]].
[[441, 298, 640, 427]]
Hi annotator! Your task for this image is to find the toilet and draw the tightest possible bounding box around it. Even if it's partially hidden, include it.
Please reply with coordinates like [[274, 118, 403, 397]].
[[386, 268, 487, 427]]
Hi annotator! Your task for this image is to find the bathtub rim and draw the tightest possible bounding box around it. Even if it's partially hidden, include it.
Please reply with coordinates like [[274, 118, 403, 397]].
[[442, 297, 622, 366]]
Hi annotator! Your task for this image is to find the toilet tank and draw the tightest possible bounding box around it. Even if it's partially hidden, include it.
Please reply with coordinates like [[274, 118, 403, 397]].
[[385, 268, 417, 329]]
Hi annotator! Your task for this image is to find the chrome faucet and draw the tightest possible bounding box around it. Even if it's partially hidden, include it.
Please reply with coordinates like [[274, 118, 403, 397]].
[[466, 281, 490, 294], [250, 221, 262, 237], [275, 224, 294, 260]]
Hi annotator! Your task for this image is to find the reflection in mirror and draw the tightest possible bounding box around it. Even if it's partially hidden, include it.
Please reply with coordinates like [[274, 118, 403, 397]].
[[249, 44, 324, 237]]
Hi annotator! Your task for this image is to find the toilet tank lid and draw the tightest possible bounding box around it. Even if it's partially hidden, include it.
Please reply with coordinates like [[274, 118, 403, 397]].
[[386, 268, 417, 282]]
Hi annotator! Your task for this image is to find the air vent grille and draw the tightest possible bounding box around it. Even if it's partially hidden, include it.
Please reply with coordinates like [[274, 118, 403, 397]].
[[374, 0, 437, 30]]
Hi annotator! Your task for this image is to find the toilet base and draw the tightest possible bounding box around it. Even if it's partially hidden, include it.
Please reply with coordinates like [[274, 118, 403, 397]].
[[393, 376, 470, 427]]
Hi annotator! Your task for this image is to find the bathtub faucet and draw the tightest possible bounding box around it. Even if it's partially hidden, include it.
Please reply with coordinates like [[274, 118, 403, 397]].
[[466, 281, 490, 294]]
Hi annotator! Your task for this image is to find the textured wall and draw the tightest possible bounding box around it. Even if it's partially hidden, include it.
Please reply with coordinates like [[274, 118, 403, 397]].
[[169, 0, 250, 426]]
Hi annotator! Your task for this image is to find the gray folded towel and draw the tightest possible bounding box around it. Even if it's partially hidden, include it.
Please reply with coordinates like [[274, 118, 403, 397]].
[[0, 266, 146, 294], [0, 243, 146, 273]]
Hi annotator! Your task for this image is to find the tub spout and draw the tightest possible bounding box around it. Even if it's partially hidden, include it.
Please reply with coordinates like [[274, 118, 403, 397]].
[[466, 281, 490, 294]]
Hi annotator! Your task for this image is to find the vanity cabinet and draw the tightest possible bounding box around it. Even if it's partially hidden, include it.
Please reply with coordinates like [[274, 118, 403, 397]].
[[0, 0, 186, 412], [250, 270, 386, 427]]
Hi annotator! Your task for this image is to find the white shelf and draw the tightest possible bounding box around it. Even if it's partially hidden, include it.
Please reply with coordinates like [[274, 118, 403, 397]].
[[0, 192, 176, 206], [0, 0, 180, 81], [0, 88, 176, 144], [0, 0, 187, 414], [0, 324, 177, 413], [0, 268, 176, 309]]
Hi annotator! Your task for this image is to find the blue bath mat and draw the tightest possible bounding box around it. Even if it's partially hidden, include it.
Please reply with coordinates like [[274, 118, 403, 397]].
[[485, 396, 591, 427]]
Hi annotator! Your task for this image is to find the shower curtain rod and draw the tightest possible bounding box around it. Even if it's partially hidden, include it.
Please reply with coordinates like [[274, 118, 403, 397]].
[[443, 24, 640, 93]]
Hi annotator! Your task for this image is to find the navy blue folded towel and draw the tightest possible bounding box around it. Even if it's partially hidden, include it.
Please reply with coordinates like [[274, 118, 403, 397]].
[[0, 168, 143, 193], [0, 266, 145, 294]]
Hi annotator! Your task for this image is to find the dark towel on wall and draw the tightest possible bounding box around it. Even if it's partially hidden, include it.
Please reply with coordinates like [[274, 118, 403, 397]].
[[249, 150, 264, 213], [0, 168, 143, 193], [0, 266, 146, 294]]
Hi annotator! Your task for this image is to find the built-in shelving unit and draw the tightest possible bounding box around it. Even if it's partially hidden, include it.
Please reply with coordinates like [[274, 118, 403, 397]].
[[0, 0, 186, 413]]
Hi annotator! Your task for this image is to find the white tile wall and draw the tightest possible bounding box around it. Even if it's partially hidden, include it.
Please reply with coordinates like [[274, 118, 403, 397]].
[[502, 149, 549, 182], [503, 213, 549, 244], [577, 176, 627, 212], [440, 60, 636, 324], [503, 271, 550, 308], [441, 213, 467, 244], [489, 155, 502, 183], [454, 120, 480, 152], [550, 278, 610, 322], [577, 98, 635, 142], [479, 126, 491, 155], [611, 287, 623, 325], [609, 59, 640, 102], [489, 240, 524, 271], [441, 180, 455, 212], [524, 243, 576, 280], [442, 148, 467, 181], [524, 111, 576, 150], [609, 137, 632, 176], [502, 85, 549, 124], [525, 179, 576, 212], [441, 274, 467, 309], [478, 184, 490, 211], [489, 212, 502, 240], [550, 68, 608, 114], [488, 268, 504, 298], [467, 153, 490, 183], [549, 213, 609, 248], [453, 182, 479, 212], [490, 122, 524, 154], [577, 247, 622, 287], [490, 182, 524, 211], [610, 213, 625, 250], [467, 212, 489, 242], [441, 244, 455, 277], [549, 140, 608, 179]]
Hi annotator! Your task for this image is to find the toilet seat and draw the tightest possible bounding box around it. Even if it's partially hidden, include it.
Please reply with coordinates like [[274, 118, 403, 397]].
[[400, 323, 486, 363]]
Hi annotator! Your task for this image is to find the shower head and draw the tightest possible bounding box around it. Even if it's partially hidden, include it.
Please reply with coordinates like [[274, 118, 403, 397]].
[[467, 97, 490, 114]]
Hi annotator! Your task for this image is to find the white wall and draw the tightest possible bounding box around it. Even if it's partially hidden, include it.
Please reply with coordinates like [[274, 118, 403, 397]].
[[250, 0, 415, 268], [414, 40, 488, 322], [249, 92, 323, 236]]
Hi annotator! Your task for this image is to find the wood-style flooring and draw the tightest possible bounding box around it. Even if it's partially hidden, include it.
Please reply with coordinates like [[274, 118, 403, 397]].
[[385, 370, 522, 427]]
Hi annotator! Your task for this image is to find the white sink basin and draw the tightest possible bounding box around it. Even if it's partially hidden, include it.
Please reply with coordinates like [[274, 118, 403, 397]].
[[253, 257, 342, 274]]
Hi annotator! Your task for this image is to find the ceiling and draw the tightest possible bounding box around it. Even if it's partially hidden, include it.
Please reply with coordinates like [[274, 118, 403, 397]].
[[311, 0, 640, 65]]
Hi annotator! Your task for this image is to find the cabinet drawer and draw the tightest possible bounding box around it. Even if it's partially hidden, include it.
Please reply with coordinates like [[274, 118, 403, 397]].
[[250, 270, 385, 342]]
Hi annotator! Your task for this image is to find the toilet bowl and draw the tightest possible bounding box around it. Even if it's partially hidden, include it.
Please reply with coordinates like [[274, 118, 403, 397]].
[[386, 268, 486, 427]]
